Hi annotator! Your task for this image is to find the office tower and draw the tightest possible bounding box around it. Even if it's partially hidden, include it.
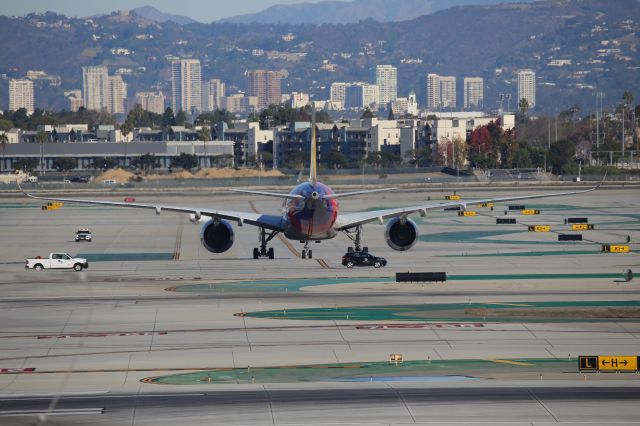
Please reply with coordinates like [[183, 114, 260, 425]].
[[135, 92, 166, 115], [439, 76, 456, 109], [464, 77, 484, 109], [9, 79, 34, 114], [108, 75, 127, 115], [517, 69, 536, 108], [344, 83, 379, 109], [330, 82, 348, 104], [375, 64, 397, 106], [82, 66, 109, 111], [426, 73, 440, 109], [202, 79, 225, 111], [171, 59, 202, 113], [246, 70, 282, 110]]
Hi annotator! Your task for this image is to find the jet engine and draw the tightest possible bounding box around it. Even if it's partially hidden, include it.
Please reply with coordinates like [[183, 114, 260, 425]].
[[384, 217, 418, 251], [200, 219, 234, 253]]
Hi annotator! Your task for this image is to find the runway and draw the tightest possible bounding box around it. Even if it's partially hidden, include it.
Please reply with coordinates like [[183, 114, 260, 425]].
[[0, 184, 639, 424], [2, 386, 640, 425]]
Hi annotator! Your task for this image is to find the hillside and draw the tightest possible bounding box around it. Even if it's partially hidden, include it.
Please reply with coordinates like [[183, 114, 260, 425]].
[[0, 0, 638, 114]]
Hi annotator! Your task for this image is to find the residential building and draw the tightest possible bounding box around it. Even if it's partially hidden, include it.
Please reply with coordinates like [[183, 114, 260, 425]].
[[135, 92, 165, 114], [82, 66, 109, 111], [517, 69, 536, 108], [344, 83, 379, 109], [426, 73, 440, 109], [65, 90, 83, 112], [375, 64, 397, 106], [9, 79, 34, 114], [439, 76, 456, 109], [246, 70, 282, 110], [463, 77, 483, 109], [391, 98, 408, 116], [108, 75, 127, 115], [330, 82, 348, 105], [289, 92, 309, 108], [171, 59, 202, 113], [202, 79, 225, 111]]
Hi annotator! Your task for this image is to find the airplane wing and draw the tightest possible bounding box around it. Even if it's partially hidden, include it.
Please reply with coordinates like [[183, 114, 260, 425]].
[[334, 179, 604, 230], [230, 189, 304, 199], [324, 188, 397, 199], [20, 186, 285, 231]]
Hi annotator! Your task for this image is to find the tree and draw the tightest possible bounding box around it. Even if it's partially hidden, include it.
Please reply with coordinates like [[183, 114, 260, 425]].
[[175, 110, 187, 126], [13, 158, 39, 173], [518, 98, 529, 122], [283, 151, 309, 169], [549, 139, 576, 175], [451, 136, 468, 170], [170, 153, 198, 169], [387, 109, 395, 120], [120, 122, 133, 142], [162, 107, 176, 128], [198, 127, 211, 142], [130, 153, 159, 174], [0, 132, 8, 170], [52, 158, 76, 172], [360, 107, 376, 119], [322, 151, 348, 169], [90, 157, 119, 170]]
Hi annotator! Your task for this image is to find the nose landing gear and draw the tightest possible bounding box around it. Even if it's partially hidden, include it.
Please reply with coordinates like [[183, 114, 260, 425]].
[[301, 241, 312, 259]]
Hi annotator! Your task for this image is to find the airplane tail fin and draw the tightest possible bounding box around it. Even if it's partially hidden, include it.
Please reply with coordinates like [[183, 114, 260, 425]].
[[309, 108, 317, 185]]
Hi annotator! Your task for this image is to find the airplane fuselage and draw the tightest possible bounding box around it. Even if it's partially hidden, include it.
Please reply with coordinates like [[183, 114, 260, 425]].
[[282, 181, 339, 241]]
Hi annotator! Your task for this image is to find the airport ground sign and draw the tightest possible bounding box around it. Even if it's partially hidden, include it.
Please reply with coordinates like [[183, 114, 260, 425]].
[[579, 355, 638, 372]]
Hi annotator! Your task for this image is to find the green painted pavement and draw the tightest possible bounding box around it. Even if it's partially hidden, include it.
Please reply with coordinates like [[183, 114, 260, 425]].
[[146, 357, 575, 385], [242, 300, 640, 322], [172, 272, 625, 293], [79, 252, 174, 262]]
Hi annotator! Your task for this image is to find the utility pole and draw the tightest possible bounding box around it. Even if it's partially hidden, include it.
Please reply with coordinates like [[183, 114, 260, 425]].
[[547, 118, 551, 149], [621, 103, 625, 166]]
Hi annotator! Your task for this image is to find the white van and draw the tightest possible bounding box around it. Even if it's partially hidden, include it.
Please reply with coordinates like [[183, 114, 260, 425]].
[[27, 176, 38, 183], [102, 179, 117, 185]]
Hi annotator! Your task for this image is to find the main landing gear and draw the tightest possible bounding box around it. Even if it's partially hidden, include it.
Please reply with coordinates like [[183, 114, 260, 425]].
[[343, 225, 368, 253], [253, 227, 278, 259]]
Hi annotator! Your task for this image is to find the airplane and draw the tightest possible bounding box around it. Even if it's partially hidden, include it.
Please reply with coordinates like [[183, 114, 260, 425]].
[[20, 114, 604, 261]]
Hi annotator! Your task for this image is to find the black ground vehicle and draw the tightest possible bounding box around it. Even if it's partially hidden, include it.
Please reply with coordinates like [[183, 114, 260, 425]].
[[69, 175, 89, 183], [342, 250, 387, 268]]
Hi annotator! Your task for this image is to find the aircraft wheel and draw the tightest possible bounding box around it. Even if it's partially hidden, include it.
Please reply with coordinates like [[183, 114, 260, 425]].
[[253, 248, 259, 259], [308, 250, 312, 259], [268, 247, 274, 259]]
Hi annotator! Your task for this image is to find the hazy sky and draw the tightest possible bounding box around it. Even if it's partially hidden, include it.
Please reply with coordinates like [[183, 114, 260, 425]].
[[1, 0, 335, 23]]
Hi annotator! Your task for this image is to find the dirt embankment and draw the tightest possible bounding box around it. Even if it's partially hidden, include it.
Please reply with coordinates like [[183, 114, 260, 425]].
[[95, 168, 285, 183]]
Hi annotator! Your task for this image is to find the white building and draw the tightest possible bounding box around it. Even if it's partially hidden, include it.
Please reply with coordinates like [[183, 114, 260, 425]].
[[391, 97, 408, 116], [9, 79, 34, 114], [202, 79, 225, 111], [407, 91, 418, 116], [439, 76, 456, 109], [375, 64, 397, 107], [344, 83, 379, 109], [362, 117, 400, 152], [426, 73, 440, 109], [65, 90, 83, 112], [82, 66, 109, 111], [171, 59, 202, 113], [135, 92, 165, 114], [330, 82, 348, 105], [517, 69, 536, 108], [463, 77, 483, 109], [289, 92, 310, 108], [108, 75, 127, 115]]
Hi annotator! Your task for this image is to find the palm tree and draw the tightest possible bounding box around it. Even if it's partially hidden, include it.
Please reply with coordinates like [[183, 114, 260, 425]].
[[36, 131, 47, 175], [0, 132, 8, 172]]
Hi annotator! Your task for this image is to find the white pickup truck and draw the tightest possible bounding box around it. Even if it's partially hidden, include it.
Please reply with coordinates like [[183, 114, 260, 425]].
[[25, 253, 89, 271]]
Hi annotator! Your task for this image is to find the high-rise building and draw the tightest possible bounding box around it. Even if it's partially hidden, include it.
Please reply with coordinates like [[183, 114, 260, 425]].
[[246, 70, 282, 110], [375, 64, 397, 106], [517, 69, 536, 108], [82, 66, 109, 111], [65, 90, 83, 112], [9, 79, 34, 115], [171, 59, 202, 113], [202, 79, 225, 111], [108, 75, 127, 115], [330, 82, 348, 104], [135, 92, 166, 115], [463, 77, 483, 109], [426, 73, 440, 109], [439, 76, 456, 109], [344, 82, 379, 109]]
